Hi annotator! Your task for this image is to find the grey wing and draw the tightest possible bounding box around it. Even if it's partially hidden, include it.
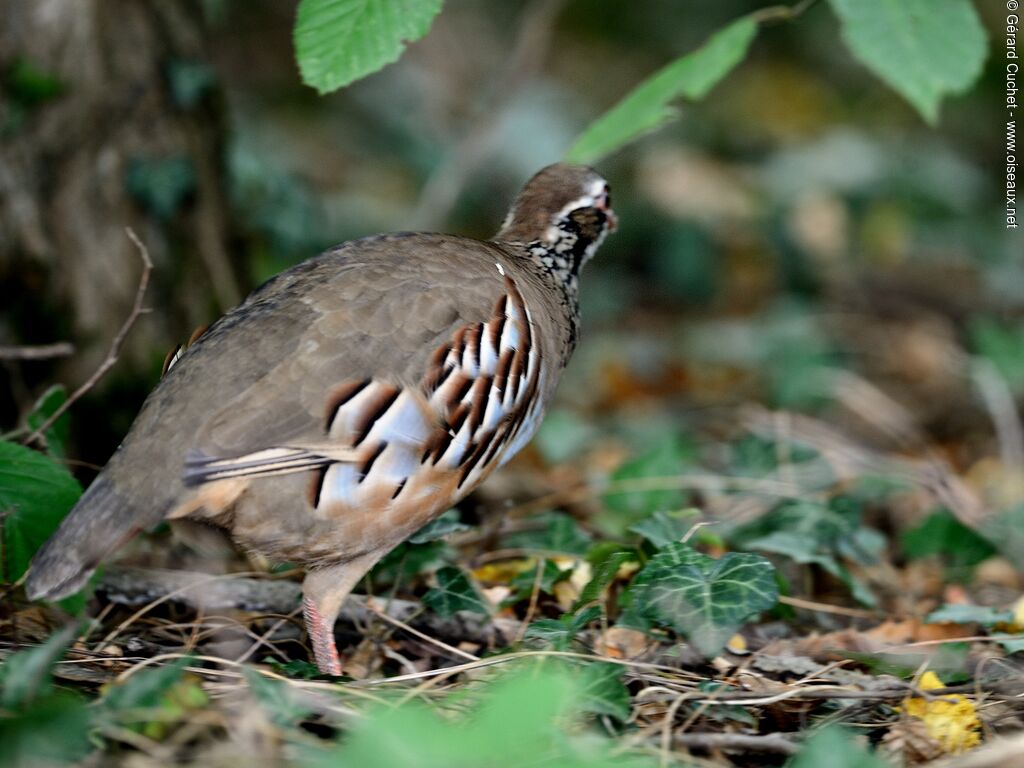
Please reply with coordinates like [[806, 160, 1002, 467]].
[[178, 241, 523, 485]]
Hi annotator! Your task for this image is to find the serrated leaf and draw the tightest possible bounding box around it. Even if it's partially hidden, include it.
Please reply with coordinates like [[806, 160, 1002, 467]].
[[631, 543, 778, 657], [0, 624, 78, 708], [629, 509, 699, 548], [577, 662, 630, 721], [294, 0, 444, 94], [26, 385, 69, 459], [0, 441, 82, 583], [422, 566, 488, 616], [566, 16, 758, 163], [827, 0, 987, 124], [408, 509, 470, 544]]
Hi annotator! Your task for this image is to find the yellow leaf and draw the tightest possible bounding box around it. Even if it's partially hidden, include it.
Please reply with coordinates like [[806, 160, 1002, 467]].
[[899, 671, 981, 755]]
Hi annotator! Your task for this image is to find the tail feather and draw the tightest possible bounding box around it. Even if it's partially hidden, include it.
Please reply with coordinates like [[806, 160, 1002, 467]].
[[25, 475, 138, 601]]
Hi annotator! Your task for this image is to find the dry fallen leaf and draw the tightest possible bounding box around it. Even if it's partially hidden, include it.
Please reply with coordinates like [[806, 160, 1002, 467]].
[[599, 626, 651, 659]]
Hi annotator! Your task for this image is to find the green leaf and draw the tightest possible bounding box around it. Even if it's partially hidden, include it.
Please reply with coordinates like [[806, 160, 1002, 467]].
[[926, 604, 1014, 627], [602, 439, 693, 533], [524, 606, 602, 651], [790, 726, 888, 768], [294, 0, 444, 95], [0, 693, 92, 768], [26, 385, 69, 459], [574, 550, 636, 610], [100, 658, 192, 713], [408, 509, 470, 544], [993, 634, 1024, 654], [316, 661, 657, 768], [577, 662, 630, 721], [504, 511, 592, 556], [827, 0, 987, 124], [263, 657, 322, 680], [505, 559, 572, 606], [902, 509, 995, 569], [0, 441, 82, 583], [979, 504, 1024, 566], [566, 16, 758, 164], [0, 624, 78, 708], [100, 658, 208, 739], [422, 566, 488, 617], [631, 543, 777, 657], [629, 509, 699, 548], [243, 668, 315, 727], [970, 319, 1024, 395]]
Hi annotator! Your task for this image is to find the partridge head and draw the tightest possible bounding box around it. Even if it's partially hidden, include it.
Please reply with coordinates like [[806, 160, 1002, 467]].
[[27, 163, 616, 674]]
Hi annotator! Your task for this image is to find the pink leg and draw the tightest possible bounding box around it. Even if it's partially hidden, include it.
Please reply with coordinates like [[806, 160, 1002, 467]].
[[303, 595, 342, 675], [301, 551, 387, 676]]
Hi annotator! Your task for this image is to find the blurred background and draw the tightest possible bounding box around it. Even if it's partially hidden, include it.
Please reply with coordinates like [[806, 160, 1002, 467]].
[[1, 0, 1020, 536]]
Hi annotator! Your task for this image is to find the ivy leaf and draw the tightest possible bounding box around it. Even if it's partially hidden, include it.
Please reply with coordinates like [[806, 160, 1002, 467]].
[[422, 566, 488, 617], [294, 0, 444, 94], [524, 606, 602, 651], [0, 441, 82, 583], [629, 509, 699, 549], [566, 16, 758, 164], [827, 0, 987, 124], [574, 550, 636, 610], [504, 511, 592, 556], [601, 439, 694, 533], [577, 662, 630, 721], [631, 543, 778, 657], [408, 509, 470, 544]]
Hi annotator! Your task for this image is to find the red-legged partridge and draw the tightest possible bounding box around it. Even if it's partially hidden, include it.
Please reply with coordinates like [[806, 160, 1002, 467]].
[[27, 164, 616, 674]]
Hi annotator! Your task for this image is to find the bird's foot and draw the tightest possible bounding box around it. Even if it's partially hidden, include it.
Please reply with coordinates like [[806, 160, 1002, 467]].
[[302, 595, 342, 675]]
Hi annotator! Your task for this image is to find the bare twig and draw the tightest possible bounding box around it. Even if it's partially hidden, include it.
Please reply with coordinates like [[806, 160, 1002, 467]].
[[24, 228, 153, 447], [0, 342, 75, 361], [95, 566, 521, 650], [673, 732, 800, 756]]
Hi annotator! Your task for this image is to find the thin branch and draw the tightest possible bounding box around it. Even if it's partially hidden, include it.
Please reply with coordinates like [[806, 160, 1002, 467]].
[[0, 342, 75, 361], [24, 228, 153, 447], [673, 732, 800, 756]]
